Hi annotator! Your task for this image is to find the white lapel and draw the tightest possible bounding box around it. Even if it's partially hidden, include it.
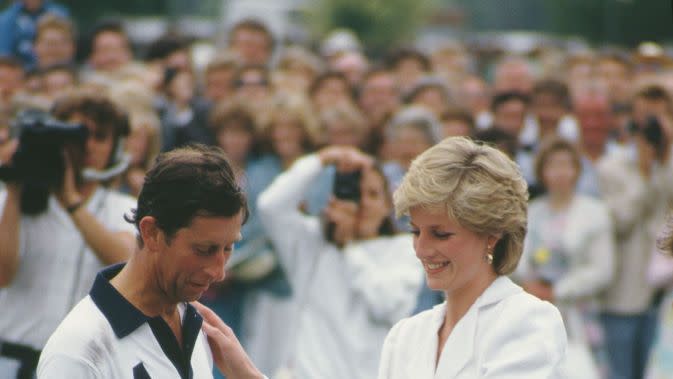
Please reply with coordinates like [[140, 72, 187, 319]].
[[434, 277, 523, 378]]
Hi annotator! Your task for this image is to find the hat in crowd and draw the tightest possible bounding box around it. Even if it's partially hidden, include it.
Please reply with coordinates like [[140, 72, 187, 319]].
[[321, 29, 362, 58]]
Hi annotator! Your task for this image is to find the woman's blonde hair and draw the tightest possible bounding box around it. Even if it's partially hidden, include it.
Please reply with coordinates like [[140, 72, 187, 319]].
[[394, 136, 529, 275], [261, 94, 320, 152]]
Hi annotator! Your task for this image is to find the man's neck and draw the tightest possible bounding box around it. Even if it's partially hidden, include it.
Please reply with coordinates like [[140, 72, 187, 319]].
[[110, 254, 178, 319]]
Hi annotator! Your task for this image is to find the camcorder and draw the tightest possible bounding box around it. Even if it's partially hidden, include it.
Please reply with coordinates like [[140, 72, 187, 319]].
[[0, 109, 88, 215]]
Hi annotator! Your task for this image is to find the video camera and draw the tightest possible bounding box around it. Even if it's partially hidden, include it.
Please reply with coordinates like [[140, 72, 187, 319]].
[[0, 109, 88, 215]]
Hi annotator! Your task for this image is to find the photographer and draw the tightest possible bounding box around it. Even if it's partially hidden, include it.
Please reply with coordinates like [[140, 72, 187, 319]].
[[257, 146, 422, 379], [597, 113, 673, 379], [0, 91, 136, 379]]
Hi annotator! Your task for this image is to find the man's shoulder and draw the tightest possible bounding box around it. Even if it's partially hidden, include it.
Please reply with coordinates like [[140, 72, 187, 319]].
[[41, 296, 115, 362]]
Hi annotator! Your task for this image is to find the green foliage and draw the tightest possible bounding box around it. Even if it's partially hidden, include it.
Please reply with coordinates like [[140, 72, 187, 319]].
[[306, 0, 437, 56]]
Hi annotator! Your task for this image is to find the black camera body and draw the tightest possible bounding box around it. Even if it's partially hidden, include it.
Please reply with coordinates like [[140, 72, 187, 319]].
[[333, 170, 361, 202], [0, 110, 88, 214]]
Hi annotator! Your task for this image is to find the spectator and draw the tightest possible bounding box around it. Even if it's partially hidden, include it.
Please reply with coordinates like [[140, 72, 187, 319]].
[[0, 0, 69, 68], [41, 63, 77, 100], [597, 51, 634, 109], [357, 67, 400, 156], [597, 115, 673, 379], [330, 50, 369, 87], [0, 91, 136, 378], [439, 106, 475, 138], [0, 57, 25, 109], [530, 79, 578, 142], [33, 14, 75, 70], [309, 71, 353, 113], [493, 55, 536, 95], [86, 20, 133, 74], [574, 89, 617, 197], [517, 137, 615, 379], [275, 45, 323, 95], [458, 74, 492, 129], [228, 18, 274, 66], [404, 76, 451, 117], [203, 52, 239, 104], [257, 145, 422, 379], [234, 64, 274, 121], [387, 48, 431, 94]]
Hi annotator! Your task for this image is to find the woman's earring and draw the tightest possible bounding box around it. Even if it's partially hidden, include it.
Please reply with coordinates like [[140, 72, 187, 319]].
[[486, 246, 494, 265]]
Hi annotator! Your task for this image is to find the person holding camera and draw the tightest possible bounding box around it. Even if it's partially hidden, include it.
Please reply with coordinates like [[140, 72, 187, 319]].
[[597, 113, 673, 379], [0, 91, 136, 379], [256, 145, 423, 379]]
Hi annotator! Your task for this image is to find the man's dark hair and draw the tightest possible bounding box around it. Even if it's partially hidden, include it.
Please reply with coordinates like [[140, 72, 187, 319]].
[[87, 19, 129, 57], [145, 33, 190, 62], [532, 79, 571, 110], [386, 48, 431, 72], [228, 18, 274, 49], [490, 91, 530, 113], [308, 70, 351, 97], [635, 85, 673, 115], [125, 144, 249, 246]]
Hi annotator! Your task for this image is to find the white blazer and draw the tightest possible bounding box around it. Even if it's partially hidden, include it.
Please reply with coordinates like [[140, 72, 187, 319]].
[[377, 276, 568, 379]]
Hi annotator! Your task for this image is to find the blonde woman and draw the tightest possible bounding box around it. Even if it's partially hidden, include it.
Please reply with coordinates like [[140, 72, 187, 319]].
[[378, 137, 568, 378]]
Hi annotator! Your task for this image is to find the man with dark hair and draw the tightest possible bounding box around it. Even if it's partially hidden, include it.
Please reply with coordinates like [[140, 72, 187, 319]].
[[38, 144, 266, 378], [530, 79, 578, 143], [0, 90, 135, 378], [87, 20, 132, 73], [228, 19, 273, 66], [491, 91, 530, 137]]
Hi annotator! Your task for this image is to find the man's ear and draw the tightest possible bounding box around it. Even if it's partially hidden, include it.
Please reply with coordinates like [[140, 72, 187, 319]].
[[139, 216, 161, 252]]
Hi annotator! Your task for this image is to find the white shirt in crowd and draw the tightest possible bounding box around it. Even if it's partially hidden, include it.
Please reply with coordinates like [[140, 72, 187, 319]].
[[0, 188, 136, 350], [257, 154, 424, 379]]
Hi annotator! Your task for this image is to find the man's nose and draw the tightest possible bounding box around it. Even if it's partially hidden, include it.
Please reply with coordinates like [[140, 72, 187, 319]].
[[205, 250, 229, 282]]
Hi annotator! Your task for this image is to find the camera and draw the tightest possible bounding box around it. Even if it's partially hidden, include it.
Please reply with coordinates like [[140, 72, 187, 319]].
[[629, 115, 668, 160], [0, 109, 88, 215], [333, 170, 361, 202]]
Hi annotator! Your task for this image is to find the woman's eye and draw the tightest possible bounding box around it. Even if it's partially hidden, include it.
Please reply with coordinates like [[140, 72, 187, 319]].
[[410, 229, 420, 236], [433, 232, 453, 239]]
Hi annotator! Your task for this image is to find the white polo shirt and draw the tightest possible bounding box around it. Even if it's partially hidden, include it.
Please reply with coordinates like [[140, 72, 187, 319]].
[[0, 188, 136, 351], [37, 264, 215, 379]]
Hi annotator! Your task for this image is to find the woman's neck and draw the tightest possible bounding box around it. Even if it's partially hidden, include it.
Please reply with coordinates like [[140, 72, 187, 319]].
[[443, 270, 498, 333], [548, 191, 574, 211]]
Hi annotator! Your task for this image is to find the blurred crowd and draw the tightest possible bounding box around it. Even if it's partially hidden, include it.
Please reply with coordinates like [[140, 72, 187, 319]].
[[1, 1, 673, 379]]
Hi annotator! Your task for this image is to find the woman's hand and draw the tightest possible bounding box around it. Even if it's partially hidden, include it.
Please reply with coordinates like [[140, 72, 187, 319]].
[[318, 146, 373, 172], [324, 197, 358, 246], [56, 149, 83, 210], [193, 302, 265, 379]]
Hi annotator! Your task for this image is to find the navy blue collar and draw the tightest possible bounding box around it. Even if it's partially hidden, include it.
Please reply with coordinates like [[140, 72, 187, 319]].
[[90, 263, 148, 338], [90, 263, 205, 379]]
